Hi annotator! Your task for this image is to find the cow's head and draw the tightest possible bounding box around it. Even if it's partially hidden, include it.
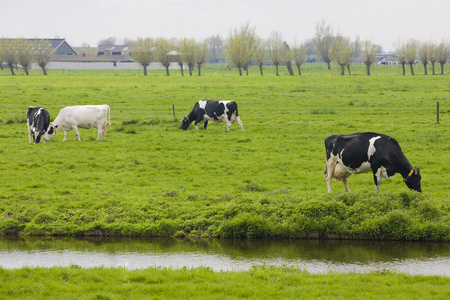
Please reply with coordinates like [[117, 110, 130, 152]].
[[33, 130, 43, 144], [180, 117, 190, 130], [43, 125, 58, 142], [403, 168, 421, 192]]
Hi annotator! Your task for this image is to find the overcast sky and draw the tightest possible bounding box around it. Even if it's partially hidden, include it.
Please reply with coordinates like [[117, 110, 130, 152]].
[[2, 0, 449, 52]]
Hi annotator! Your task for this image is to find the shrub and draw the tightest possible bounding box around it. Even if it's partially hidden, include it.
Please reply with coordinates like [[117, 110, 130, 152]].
[[380, 210, 412, 239], [218, 213, 271, 238]]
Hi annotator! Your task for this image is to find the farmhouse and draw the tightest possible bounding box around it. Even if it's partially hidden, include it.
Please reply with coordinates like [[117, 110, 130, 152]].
[[28, 38, 78, 56]]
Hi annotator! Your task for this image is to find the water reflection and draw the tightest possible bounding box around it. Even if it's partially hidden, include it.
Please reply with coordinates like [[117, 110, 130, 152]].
[[0, 237, 448, 275]]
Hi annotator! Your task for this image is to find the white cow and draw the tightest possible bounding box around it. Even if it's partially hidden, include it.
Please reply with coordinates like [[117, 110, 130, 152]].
[[45, 105, 111, 141]]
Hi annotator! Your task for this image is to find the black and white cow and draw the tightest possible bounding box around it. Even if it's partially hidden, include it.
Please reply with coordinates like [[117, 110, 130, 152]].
[[324, 132, 421, 193], [180, 100, 244, 131], [27, 106, 50, 144], [45, 105, 111, 142]]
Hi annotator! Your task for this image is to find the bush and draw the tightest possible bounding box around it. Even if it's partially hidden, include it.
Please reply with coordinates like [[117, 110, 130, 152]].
[[219, 213, 271, 238]]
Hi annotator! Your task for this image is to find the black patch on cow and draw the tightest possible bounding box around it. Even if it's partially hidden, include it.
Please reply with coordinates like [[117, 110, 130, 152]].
[[205, 102, 225, 120]]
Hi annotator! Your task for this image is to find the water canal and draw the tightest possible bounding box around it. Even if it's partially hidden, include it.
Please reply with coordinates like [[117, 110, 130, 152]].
[[1, 237, 448, 276]]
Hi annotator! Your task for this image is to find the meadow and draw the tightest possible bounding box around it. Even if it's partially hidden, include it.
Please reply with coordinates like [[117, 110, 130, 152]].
[[1, 265, 449, 299], [0, 64, 449, 240]]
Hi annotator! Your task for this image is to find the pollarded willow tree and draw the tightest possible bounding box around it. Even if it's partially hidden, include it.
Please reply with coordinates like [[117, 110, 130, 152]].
[[131, 37, 155, 76], [361, 40, 379, 75], [267, 31, 284, 76], [395, 41, 407, 75], [225, 22, 257, 76], [155, 38, 174, 76], [313, 20, 335, 70], [418, 41, 430, 75], [436, 41, 450, 75], [428, 41, 438, 75], [292, 42, 308, 75], [0, 39, 18, 75], [33, 39, 53, 75], [17, 38, 34, 75], [254, 37, 267, 76], [405, 39, 418, 75], [179, 38, 198, 76], [329, 35, 353, 75], [196, 39, 209, 76]]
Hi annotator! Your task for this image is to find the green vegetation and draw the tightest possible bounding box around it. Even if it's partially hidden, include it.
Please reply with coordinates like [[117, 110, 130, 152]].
[[0, 64, 449, 240], [1, 265, 449, 299]]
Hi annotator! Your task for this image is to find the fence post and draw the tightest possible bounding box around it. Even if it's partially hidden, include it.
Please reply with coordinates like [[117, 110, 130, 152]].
[[437, 102, 439, 124]]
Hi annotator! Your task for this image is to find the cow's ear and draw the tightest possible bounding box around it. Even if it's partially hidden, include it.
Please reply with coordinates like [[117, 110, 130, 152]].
[[54, 125, 59, 129]]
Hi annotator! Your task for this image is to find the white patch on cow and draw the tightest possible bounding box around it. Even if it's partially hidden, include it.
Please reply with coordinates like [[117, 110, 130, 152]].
[[367, 136, 381, 159], [198, 101, 208, 109], [375, 166, 391, 180]]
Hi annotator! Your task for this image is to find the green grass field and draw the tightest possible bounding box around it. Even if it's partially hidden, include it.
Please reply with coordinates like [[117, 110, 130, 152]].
[[1, 265, 449, 299], [0, 64, 449, 239]]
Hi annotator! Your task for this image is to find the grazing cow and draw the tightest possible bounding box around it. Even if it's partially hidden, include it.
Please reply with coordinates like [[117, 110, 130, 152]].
[[27, 106, 50, 144], [45, 105, 111, 142], [324, 132, 421, 193], [180, 100, 244, 131]]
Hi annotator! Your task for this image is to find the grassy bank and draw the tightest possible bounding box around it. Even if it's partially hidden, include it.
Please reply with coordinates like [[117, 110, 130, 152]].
[[1, 191, 449, 240], [1, 266, 448, 299], [0, 65, 449, 240]]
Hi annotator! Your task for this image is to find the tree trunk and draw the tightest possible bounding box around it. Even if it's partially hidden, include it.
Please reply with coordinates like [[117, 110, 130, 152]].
[[275, 64, 279, 76], [259, 64, 263, 76], [431, 63, 435, 75], [347, 65, 351, 76], [243, 65, 249, 76], [286, 62, 294, 76], [423, 63, 428, 75], [23, 67, 29, 76], [409, 63, 415, 75], [165, 66, 170, 76], [8, 64, 15, 75], [179, 63, 184, 76], [340, 64, 345, 76], [366, 63, 371, 75], [327, 61, 331, 70], [41, 67, 47, 76], [188, 63, 194, 76], [197, 63, 202, 76], [402, 63, 406, 75], [297, 65, 301, 76], [440, 63, 445, 75], [143, 65, 147, 76]]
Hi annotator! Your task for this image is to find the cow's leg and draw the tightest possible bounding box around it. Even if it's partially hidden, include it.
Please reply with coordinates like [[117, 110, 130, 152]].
[[72, 125, 81, 141], [374, 175, 382, 192], [236, 116, 244, 132], [101, 125, 107, 140], [27, 122, 32, 143], [342, 177, 350, 192], [96, 124, 106, 141], [325, 159, 337, 193], [225, 119, 232, 131], [373, 168, 386, 192], [63, 131, 69, 142], [203, 121, 208, 129]]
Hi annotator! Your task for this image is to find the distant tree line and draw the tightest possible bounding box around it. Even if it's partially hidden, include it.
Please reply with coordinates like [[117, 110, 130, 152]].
[[127, 21, 450, 76], [0, 38, 53, 75], [2, 22, 449, 76]]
